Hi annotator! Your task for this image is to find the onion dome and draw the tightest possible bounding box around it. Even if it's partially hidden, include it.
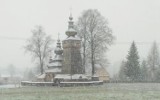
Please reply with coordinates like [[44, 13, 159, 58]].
[[65, 14, 77, 37], [47, 36, 63, 69], [54, 39, 63, 55]]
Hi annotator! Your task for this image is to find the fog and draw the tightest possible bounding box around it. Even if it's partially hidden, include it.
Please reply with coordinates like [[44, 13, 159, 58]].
[[0, 0, 160, 77]]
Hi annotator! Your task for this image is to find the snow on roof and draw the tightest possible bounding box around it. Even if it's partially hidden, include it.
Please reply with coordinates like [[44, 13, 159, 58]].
[[54, 74, 88, 80], [45, 68, 61, 73], [49, 56, 63, 63], [54, 55, 63, 60], [64, 36, 81, 41], [67, 28, 76, 32], [37, 73, 46, 79], [48, 62, 62, 67]]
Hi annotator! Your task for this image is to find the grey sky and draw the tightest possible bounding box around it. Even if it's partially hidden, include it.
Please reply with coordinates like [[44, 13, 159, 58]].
[[0, 0, 160, 76]]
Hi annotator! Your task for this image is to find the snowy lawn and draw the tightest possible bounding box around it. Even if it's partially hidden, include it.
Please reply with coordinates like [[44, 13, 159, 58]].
[[0, 83, 160, 100]]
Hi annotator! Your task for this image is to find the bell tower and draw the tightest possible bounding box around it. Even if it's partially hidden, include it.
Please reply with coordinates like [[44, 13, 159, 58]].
[[62, 15, 84, 74]]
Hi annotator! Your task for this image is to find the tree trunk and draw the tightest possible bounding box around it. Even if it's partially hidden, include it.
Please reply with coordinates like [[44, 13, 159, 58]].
[[91, 34, 95, 76], [83, 44, 86, 73], [40, 58, 43, 74], [83, 27, 86, 73], [91, 54, 95, 76]]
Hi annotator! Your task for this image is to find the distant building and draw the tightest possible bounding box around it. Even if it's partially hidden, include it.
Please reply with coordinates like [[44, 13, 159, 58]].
[[85, 64, 110, 82], [95, 64, 110, 82], [0, 74, 22, 84]]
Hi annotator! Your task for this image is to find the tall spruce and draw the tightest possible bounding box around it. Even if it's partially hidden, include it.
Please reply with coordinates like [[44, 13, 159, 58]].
[[125, 42, 141, 82], [155, 68, 160, 82], [119, 61, 127, 82], [141, 60, 148, 82], [147, 41, 160, 82]]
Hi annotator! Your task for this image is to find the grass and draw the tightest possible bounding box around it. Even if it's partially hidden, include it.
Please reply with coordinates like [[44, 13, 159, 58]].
[[1, 83, 160, 100]]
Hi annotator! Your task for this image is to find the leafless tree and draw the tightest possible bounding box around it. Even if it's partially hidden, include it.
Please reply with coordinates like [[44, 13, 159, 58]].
[[76, 9, 114, 76], [25, 26, 53, 74]]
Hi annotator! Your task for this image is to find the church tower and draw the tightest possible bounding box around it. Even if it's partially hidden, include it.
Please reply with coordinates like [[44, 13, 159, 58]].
[[62, 15, 84, 74], [46, 37, 63, 73]]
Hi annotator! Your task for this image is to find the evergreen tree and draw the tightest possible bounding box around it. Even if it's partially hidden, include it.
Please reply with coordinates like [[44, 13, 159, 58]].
[[125, 42, 141, 82], [147, 41, 160, 82], [155, 67, 160, 82], [119, 61, 127, 82], [141, 60, 148, 82]]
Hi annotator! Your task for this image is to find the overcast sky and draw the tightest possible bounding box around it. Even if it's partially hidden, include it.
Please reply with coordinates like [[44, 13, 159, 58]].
[[0, 0, 160, 76]]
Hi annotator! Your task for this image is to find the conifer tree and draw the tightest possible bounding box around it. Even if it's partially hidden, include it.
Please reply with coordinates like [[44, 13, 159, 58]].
[[125, 42, 141, 82], [119, 61, 127, 82], [141, 60, 148, 82], [147, 42, 159, 82]]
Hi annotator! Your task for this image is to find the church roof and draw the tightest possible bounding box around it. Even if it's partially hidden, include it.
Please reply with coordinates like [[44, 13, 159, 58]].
[[64, 36, 81, 41], [53, 55, 63, 61], [37, 73, 46, 79], [54, 39, 63, 55], [65, 15, 77, 37], [45, 68, 61, 73], [47, 62, 62, 67], [47, 37, 63, 68]]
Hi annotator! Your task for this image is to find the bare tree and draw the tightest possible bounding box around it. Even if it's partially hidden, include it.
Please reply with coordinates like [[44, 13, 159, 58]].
[[25, 26, 53, 74], [147, 41, 160, 82], [76, 9, 114, 76], [76, 13, 89, 73]]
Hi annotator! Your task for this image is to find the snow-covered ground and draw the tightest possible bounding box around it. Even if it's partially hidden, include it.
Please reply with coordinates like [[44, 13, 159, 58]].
[[0, 83, 160, 100]]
